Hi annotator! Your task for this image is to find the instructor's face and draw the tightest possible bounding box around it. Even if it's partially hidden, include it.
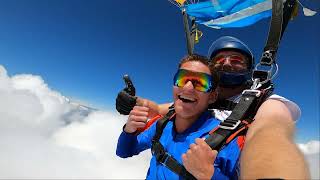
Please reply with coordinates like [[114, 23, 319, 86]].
[[212, 51, 249, 73], [173, 61, 215, 120]]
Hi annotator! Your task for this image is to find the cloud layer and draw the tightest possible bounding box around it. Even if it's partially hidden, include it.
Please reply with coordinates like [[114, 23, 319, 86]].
[[298, 141, 320, 179], [0, 65, 150, 179], [0, 65, 318, 179]]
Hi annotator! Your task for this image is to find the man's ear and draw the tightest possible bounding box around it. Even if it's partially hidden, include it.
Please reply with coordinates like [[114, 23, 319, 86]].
[[209, 90, 218, 104]]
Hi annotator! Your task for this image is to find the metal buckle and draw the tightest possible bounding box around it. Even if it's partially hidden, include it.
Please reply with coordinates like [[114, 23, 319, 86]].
[[260, 50, 275, 65], [168, 106, 175, 111], [252, 62, 278, 85], [219, 120, 241, 130], [152, 142, 170, 165], [159, 153, 170, 166], [242, 89, 261, 97]]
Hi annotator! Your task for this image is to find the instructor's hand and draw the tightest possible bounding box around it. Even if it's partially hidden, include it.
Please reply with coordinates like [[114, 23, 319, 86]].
[[116, 91, 137, 115], [116, 75, 137, 115], [182, 138, 217, 179]]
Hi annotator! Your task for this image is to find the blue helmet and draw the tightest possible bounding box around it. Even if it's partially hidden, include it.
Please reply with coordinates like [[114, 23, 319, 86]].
[[208, 36, 254, 88], [208, 36, 254, 70]]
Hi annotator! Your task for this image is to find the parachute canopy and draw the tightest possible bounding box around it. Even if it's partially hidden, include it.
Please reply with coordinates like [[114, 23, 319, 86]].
[[168, 0, 317, 29]]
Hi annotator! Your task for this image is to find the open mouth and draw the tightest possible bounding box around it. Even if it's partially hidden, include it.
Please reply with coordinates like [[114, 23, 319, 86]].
[[178, 95, 196, 103]]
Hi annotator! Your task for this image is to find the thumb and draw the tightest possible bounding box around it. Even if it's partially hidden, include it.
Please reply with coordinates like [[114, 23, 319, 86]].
[[136, 97, 148, 107], [123, 74, 136, 96], [142, 99, 148, 107], [136, 98, 149, 108]]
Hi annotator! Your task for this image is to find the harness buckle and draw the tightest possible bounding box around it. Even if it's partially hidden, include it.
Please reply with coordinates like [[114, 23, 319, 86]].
[[152, 141, 170, 165], [242, 89, 261, 97], [158, 153, 171, 166], [260, 50, 276, 65], [219, 120, 241, 130]]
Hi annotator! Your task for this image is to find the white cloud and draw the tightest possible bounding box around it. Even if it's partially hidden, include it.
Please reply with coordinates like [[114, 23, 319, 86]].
[[1, 64, 319, 179], [0, 65, 150, 179], [298, 140, 320, 179], [298, 140, 320, 155]]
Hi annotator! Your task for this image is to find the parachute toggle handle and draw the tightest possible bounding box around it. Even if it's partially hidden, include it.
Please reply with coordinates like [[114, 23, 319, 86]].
[[123, 74, 136, 96], [194, 29, 203, 44]]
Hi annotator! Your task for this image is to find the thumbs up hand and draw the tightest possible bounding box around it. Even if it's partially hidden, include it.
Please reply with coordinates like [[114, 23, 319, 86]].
[[116, 75, 137, 115]]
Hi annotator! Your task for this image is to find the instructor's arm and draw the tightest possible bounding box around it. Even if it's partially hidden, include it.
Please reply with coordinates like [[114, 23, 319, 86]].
[[240, 99, 310, 179]]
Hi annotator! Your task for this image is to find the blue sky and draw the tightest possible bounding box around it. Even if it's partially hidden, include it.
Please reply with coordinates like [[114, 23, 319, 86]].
[[0, 0, 319, 143]]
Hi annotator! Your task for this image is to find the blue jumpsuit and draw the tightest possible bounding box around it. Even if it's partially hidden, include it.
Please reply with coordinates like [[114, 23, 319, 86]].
[[116, 111, 244, 179]]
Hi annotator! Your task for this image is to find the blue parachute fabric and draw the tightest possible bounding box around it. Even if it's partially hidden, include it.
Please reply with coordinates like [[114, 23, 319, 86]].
[[184, 1, 221, 21], [184, 0, 272, 28], [208, 10, 272, 28]]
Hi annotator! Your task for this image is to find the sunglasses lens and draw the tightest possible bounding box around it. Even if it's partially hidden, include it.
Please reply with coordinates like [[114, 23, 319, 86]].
[[215, 55, 245, 64], [173, 69, 213, 92]]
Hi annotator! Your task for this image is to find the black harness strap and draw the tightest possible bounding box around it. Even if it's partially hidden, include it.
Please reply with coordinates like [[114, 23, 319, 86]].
[[151, 108, 175, 150], [151, 107, 197, 180], [281, 0, 297, 40], [209, 99, 237, 111], [260, 0, 284, 66], [152, 141, 196, 180], [182, 10, 196, 55], [258, 0, 296, 70], [205, 88, 273, 150]]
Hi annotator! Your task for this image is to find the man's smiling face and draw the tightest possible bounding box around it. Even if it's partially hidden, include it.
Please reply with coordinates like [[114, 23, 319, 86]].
[[173, 61, 215, 120]]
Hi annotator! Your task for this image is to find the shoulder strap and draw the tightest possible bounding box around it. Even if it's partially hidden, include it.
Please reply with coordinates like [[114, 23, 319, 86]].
[[209, 99, 237, 111], [151, 106, 197, 180], [151, 104, 175, 143], [205, 88, 273, 151], [152, 110, 174, 142]]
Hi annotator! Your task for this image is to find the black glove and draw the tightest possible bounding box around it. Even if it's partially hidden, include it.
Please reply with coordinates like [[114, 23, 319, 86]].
[[116, 75, 137, 115]]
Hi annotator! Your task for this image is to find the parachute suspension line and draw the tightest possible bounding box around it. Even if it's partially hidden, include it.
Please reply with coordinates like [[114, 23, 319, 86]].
[[296, 0, 317, 16], [167, 0, 180, 8], [252, 0, 296, 89], [169, 0, 203, 7], [252, 0, 283, 87], [182, 9, 194, 55], [280, 0, 297, 39], [168, 0, 202, 55], [190, 17, 198, 44]]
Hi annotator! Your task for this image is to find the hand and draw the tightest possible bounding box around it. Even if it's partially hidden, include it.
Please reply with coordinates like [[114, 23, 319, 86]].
[[116, 75, 137, 115], [116, 91, 137, 115], [136, 98, 161, 118], [124, 101, 149, 133], [182, 138, 218, 179]]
